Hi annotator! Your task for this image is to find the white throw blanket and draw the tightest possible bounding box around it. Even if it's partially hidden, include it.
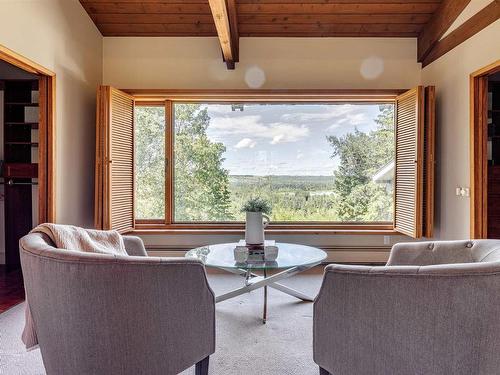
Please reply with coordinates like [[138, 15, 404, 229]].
[[22, 223, 127, 350]]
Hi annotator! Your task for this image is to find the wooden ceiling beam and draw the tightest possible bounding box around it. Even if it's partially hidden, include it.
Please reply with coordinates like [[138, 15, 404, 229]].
[[417, 0, 471, 62], [227, 0, 239, 63], [422, 1, 500, 67], [209, 0, 239, 70]]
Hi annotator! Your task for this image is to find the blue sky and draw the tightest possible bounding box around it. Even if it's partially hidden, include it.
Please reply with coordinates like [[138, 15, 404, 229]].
[[204, 103, 385, 176]]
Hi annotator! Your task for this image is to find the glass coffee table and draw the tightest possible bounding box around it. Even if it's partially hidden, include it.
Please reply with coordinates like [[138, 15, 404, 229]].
[[186, 242, 327, 323]]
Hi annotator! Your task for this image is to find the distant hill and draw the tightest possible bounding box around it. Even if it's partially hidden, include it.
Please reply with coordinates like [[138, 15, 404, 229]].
[[229, 175, 334, 191]]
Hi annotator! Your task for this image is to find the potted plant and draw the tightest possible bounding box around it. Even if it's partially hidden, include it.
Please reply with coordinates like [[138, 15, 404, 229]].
[[241, 197, 272, 245]]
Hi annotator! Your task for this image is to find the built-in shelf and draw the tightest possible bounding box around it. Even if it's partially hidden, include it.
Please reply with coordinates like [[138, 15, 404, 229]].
[[2, 79, 39, 269], [2, 163, 38, 179], [5, 142, 39, 147], [5, 122, 39, 129], [4, 102, 38, 106]]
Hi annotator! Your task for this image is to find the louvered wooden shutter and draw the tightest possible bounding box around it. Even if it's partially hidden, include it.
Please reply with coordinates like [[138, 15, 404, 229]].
[[394, 87, 425, 238], [95, 86, 135, 232]]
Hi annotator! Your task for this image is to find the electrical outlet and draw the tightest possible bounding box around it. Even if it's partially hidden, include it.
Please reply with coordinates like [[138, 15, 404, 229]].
[[456, 187, 470, 197], [383, 236, 390, 245]]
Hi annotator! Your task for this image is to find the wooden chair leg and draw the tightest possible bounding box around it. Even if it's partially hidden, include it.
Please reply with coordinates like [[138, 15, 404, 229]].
[[195, 356, 210, 375], [319, 367, 331, 375]]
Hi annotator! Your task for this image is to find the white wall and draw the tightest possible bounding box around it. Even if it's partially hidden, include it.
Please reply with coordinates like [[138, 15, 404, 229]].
[[422, 20, 500, 239], [0, 0, 102, 229], [104, 37, 420, 89], [103, 37, 422, 258]]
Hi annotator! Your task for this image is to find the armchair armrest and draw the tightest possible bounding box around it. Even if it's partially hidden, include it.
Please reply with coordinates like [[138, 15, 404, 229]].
[[313, 263, 500, 375], [123, 235, 148, 256]]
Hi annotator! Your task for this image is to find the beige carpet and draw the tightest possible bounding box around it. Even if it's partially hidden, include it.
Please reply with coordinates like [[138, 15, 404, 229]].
[[0, 273, 323, 375]]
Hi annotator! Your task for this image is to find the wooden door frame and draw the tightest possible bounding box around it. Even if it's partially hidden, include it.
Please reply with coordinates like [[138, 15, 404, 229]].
[[470, 60, 500, 239], [0, 44, 56, 223]]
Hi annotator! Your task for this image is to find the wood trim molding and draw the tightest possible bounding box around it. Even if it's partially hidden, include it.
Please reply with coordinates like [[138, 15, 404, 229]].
[[131, 90, 410, 233], [45, 76, 56, 222], [422, 1, 500, 67], [130, 227, 397, 236], [423, 86, 436, 238], [165, 100, 173, 225], [470, 60, 500, 239], [0, 43, 56, 223], [417, 0, 471, 62], [126, 89, 405, 102], [0, 44, 55, 77]]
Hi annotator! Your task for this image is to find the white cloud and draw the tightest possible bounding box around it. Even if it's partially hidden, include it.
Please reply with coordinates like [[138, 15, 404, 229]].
[[327, 113, 367, 131], [280, 105, 356, 122], [271, 134, 285, 144], [235, 138, 256, 149], [210, 115, 310, 143], [280, 105, 369, 130]]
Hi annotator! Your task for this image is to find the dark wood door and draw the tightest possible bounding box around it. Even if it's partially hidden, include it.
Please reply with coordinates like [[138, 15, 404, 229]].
[[4, 184, 32, 268]]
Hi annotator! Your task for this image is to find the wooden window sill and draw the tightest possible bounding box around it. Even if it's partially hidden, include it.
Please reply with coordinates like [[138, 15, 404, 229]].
[[128, 228, 399, 236]]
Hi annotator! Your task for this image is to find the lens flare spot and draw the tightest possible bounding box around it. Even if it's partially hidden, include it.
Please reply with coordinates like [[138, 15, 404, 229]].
[[360, 56, 384, 80], [245, 66, 266, 88]]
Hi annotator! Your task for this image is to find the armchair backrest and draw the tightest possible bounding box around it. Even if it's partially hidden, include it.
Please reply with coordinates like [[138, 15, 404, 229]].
[[387, 239, 500, 266], [20, 233, 215, 375]]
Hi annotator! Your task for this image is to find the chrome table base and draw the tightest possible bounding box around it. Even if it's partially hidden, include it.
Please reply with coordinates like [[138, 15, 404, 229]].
[[215, 263, 320, 323]]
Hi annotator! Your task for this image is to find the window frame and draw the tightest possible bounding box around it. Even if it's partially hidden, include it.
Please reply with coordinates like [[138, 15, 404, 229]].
[[132, 89, 403, 233]]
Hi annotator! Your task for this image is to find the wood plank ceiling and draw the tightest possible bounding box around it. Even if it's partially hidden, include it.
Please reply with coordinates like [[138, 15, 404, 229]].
[[80, 0, 441, 38], [81, 0, 487, 69]]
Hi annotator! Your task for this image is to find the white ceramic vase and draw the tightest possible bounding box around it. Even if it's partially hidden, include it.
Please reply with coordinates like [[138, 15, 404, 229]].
[[245, 212, 270, 245]]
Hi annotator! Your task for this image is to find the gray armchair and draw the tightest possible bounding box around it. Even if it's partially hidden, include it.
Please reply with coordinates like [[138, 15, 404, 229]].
[[314, 240, 500, 375], [20, 232, 215, 375]]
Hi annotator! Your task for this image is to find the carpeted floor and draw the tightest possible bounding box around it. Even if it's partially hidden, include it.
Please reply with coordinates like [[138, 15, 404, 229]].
[[0, 273, 323, 375]]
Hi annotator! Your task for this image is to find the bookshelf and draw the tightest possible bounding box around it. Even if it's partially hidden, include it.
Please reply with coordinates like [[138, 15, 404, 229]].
[[1, 79, 39, 268], [487, 80, 500, 238]]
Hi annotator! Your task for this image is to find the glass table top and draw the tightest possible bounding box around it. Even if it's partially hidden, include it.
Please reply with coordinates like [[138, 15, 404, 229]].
[[185, 242, 327, 270]]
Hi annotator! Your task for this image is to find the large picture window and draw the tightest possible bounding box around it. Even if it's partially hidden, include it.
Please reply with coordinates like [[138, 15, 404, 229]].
[[171, 103, 394, 223], [95, 87, 435, 237]]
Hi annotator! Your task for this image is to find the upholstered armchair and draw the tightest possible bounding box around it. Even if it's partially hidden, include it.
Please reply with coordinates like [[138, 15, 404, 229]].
[[20, 233, 215, 375], [314, 240, 500, 375]]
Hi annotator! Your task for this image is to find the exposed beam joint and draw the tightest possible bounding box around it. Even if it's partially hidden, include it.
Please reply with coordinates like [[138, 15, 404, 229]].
[[209, 0, 239, 69], [417, 0, 471, 62], [422, 1, 500, 67]]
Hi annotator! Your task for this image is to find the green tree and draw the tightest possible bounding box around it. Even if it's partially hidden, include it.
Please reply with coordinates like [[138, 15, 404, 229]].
[[135, 106, 165, 219], [173, 104, 233, 221], [327, 105, 395, 221]]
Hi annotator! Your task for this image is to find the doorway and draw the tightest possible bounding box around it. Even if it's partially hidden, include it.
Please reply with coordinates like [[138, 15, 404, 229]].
[[0, 44, 55, 272], [470, 60, 500, 239]]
